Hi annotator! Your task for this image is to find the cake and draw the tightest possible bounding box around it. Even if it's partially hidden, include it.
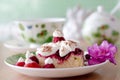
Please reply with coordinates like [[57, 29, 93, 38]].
[[15, 30, 84, 68], [36, 30, 84, 68]]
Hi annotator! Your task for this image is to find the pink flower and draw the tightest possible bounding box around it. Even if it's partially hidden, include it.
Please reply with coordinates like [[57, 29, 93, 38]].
[[86, 40, 117, 65]]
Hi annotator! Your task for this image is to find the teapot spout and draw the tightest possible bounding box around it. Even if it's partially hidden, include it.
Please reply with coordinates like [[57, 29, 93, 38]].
[[111, 1, 120, 15]]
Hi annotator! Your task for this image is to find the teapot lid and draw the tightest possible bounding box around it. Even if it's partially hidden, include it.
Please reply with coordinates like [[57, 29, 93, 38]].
[[89, 5, 111, 19], [84, 5, 119, 28], [97, 6, 104, 13]]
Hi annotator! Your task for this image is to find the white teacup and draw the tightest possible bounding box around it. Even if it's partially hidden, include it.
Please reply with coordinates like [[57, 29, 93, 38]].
[[12, 18, 65, 44]]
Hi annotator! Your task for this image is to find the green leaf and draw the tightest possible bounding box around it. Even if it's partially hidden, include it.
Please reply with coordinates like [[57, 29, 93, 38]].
[[41, 24, 45, 28], [21, 33, 25, 39], [44, 36, 53, 43], [35, 24, 39, 28], [19, 23, 25, 31], [37, 33, 41, 37], [112, 30, 119, 36], [42, 30, 48, 35], [38, 36, 53, 44], [106, 38, 114, 44], [98, 25, 109, 30], [37, 30, 48, 37], [92, 32, 101, 38], [29, 38, 36, 43]]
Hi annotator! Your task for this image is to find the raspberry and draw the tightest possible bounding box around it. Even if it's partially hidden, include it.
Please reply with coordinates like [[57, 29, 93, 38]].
[[53, 37, 65, 43], [43, 64, 55, 68], [29, 56, 39, 64], [16, 62, 25, 67], [24, 62, 41, 68]]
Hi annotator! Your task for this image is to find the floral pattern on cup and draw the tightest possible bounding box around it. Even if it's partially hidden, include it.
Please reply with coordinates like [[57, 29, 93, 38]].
[[18, 23, 57, 44], [85, 25, 119, 44], [19, 23, 25, 31], [27, 25, 32, 29]]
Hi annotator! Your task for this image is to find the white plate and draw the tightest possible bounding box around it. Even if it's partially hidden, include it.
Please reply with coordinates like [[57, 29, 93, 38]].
[[4, 40, 40, 53], [4, 54, 109, 78]]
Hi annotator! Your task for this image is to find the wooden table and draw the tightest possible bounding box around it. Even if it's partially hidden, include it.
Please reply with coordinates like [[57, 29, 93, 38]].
[[0, 42, 120, 80]]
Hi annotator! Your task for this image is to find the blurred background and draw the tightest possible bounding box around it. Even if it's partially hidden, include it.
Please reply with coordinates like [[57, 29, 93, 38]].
[[0, 0, 119, 41]]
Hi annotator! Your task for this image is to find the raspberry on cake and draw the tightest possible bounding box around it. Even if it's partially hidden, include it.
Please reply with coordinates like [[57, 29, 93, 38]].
[[36, 30, 84, 68], [43, 57, 55, 68], [15, 57, 25, 67], [26, 51, 39, 64], [16, 51, 41, 68], [24, 58, 41, 68], [52, 29, 65, 43]]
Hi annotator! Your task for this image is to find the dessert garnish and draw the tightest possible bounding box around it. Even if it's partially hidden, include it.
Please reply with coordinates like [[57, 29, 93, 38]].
[[36, 43, 59, 57], [26, 51, 39, 64], [24, 58, 41, 68], [15, 57, 25, 67], [52, 29, 65, 43], [86, 40, 117, 65], [59, 40, 79, 57], [43, 57, 55, 68]]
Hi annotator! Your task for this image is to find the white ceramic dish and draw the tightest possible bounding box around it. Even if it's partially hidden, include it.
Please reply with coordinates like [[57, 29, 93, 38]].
[[4, 40, 40, 53], [4, 53, 108, 78]]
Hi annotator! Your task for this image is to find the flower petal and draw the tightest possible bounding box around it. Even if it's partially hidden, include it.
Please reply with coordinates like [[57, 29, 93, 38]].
[[109, 57, 116, 65], [88, 58, 100, 65], [87, 40, 117, 65], [109, 44, 117, 54], [100, 40, 109, 52], [88, 44, 100, 58]]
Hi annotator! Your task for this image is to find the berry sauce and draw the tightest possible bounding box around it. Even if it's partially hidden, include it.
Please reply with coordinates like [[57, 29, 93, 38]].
[[38, 48, 83, 63]]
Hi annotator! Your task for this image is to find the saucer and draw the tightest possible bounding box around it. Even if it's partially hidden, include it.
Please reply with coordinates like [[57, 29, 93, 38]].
[[4, 40, 40, 53], [4, 53, 109, 78]]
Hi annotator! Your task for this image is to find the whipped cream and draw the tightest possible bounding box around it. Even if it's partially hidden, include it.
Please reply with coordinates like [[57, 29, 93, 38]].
[[36, 39, 81, 57], [17, 57, 24, 62], [26, 50, 34, 58], [45, 57, 53, 64], [25, 58, 33, 64], [59, 45, 70, 57], [53, 29, 63, 37], [59, 40, 79, 57], [36, 43, 59, 56]]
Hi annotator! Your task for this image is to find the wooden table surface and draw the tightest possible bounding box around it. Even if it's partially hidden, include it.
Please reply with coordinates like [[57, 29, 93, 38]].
[[0, 42, 120, 80]]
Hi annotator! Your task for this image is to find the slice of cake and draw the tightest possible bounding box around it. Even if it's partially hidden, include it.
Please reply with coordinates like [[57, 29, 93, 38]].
[[36, 30, 84, 68]]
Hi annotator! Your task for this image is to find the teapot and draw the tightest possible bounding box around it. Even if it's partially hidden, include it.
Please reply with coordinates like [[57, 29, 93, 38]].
[[81, 6, 120, 44]]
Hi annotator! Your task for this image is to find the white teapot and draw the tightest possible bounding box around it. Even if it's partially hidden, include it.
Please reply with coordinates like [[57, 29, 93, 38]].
[[81, 6, 120, 44]]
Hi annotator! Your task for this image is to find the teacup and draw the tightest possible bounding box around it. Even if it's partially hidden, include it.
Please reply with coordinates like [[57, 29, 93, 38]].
[[12, 18, 65, 44]]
